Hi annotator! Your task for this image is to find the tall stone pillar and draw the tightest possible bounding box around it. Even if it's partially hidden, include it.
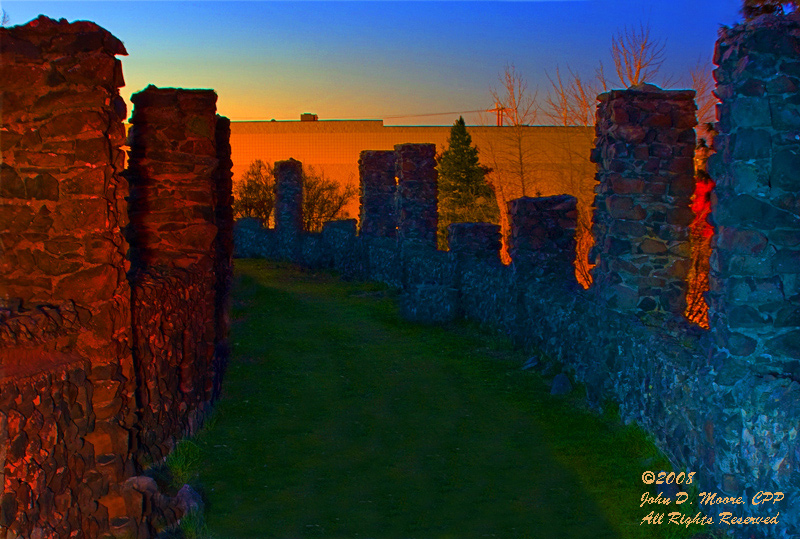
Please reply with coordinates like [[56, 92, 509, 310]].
[[359, 150, 397, 238], [394, 143, 438, 249], [0, 15, 131, 368], [213, 115, 234, 398], [591, 85, 697, 315], [274, 158, 304, 261], [126, 86, 220, 458], [127, 86, 220, 271], [709, 15, 800, 359], [0, 16, 133, 538]]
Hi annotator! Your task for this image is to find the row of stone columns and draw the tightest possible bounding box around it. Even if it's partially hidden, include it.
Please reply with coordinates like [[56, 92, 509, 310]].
[[272, 143, 578, 278], [274, 143, 443, 254], [269, 12, 800, 367]]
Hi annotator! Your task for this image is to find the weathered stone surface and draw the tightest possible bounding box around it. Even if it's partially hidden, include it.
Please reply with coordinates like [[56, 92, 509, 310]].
[[731, 96, 772, 127], [508, 195, 577, 280], [448, 223, 501, 261], [1, 18, 232, 539], [772, 148, 800, 190], [592, 85, 696, 318], [274, 158, 304, 261], [705, 17, 800, 536], [359, 150, 397, 238], [127, 86, 219, 270], [395, 143, 438, 249]]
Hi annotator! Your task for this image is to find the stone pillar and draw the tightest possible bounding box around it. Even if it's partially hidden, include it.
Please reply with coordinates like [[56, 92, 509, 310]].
[[591, 84, 697, 315], [213, 115, 234, 399], [508, 195, 577, 279], [0, 16, 133, 538], [126, 86, 220, 459], [394, 143, 438, 249], [127, 86, 220, 271], [709, 15, 800, 359], [0, 15, 130, 354], [359, 150, 397, 237], [448, 223, 502, 262], [274, 158, 304, 260]]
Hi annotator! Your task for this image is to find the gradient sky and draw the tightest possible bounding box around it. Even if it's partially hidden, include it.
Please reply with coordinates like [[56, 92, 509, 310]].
[[4, 1, 743, 125]]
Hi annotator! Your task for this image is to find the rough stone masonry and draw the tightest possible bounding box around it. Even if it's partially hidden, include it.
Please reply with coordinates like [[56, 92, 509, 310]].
[[233, 15, 800, 537], [1, 17, 233, 539]]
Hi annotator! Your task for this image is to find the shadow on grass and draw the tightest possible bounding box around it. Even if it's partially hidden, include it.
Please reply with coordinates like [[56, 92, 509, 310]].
[[191, 260, 717, 539]]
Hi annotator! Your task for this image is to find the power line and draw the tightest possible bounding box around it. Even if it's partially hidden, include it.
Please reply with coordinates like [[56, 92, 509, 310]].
[[382, 109, 491, 119]]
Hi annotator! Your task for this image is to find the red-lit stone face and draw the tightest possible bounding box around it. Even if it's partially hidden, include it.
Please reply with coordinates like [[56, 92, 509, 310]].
[[1, 17, 234, 539], [1, 15, 131, 358]]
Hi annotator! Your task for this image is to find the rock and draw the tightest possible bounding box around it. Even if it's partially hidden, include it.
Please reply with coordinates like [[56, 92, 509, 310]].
[[173, 484, 203, 518], [521, 357, 539, 370]]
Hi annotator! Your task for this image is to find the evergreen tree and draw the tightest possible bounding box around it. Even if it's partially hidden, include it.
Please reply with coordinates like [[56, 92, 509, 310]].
[[436, 116, 500, 249]]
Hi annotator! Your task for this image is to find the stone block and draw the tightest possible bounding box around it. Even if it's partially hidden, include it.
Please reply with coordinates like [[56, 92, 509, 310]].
[[732, 128, 772, 160], [731, 96, 773, 127]]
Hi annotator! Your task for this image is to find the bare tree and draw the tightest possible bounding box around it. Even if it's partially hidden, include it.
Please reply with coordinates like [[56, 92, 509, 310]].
[[688, 59, 717, 154], [1, 9, 9, 27], [302, 167, 357, 233], [477, 65, 542, 262], [610, 22, 667, 88], [488, 64, 540, 198], [544, 67, 599, 287], [233, 159, 275, 227], [545, 66, 597, 128]]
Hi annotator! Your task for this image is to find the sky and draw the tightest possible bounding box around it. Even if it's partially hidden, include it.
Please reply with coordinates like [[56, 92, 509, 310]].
[[4, 0, 744, 125]]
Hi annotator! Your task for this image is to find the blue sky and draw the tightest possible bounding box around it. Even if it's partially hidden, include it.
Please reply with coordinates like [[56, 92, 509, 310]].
[[4, 1, 743, 124]]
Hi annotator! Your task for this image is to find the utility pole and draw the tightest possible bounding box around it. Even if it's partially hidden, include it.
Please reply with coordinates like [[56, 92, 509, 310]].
[[488, 102, 507, 126]]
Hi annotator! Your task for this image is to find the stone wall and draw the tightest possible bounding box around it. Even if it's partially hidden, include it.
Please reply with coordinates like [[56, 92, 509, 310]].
[[0, 17, 138, 538], [705, 12, 800, 534], [213, 116, 234, 399], [234, 17, 800, 532], [709, 13, 800, 361], [508, 195, 577, 281], [1, 17, 233, 539]]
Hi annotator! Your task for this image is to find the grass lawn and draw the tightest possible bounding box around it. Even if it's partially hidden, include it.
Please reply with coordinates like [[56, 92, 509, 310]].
[[188, 259, 715, 539]]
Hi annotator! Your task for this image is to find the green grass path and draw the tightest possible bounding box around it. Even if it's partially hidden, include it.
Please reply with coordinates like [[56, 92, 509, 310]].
[[193, 260, 694, 539]]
